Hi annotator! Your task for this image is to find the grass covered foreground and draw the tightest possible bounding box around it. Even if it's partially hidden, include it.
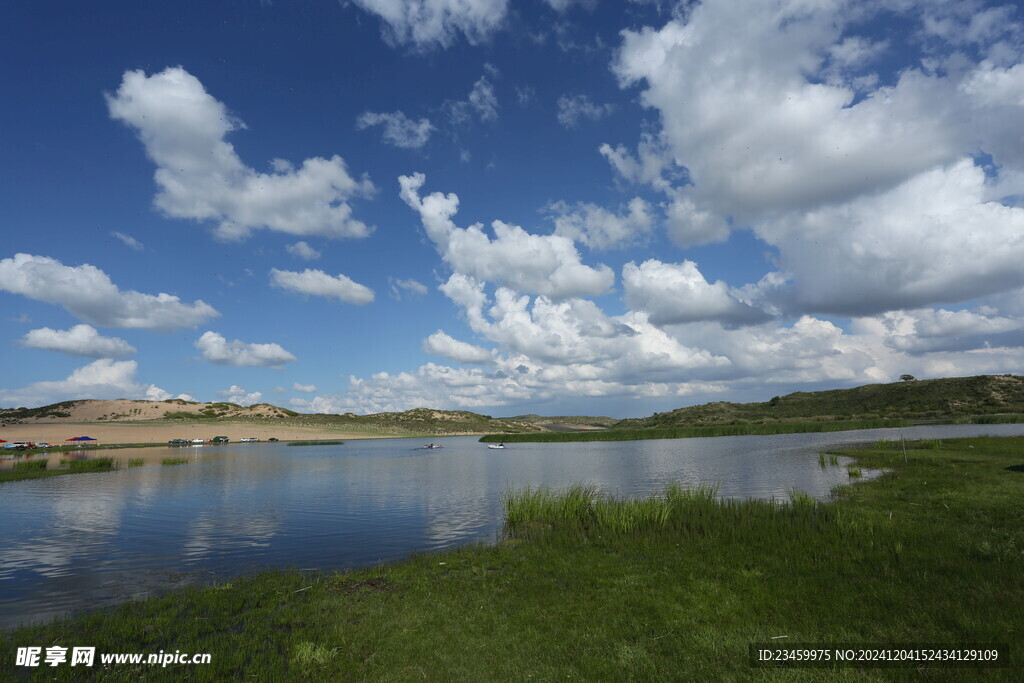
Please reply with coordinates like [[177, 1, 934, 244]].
[[2, 436, 1022, 680], [481, 417, 914, 442]]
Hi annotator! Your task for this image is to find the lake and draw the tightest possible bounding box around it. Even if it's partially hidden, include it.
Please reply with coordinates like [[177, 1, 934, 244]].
[[2, 423, 1023, 629]]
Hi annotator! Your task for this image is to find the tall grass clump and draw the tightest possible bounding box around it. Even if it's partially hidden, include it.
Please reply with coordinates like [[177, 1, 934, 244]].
[[502, 481, 840, 545], [787, 488, 817, 507], [61, 457, 117, 471], [12, 459, 47, 471], [161, 457, 189, 466], [127, 458, 145, 467], [502, 484, 598, 530]]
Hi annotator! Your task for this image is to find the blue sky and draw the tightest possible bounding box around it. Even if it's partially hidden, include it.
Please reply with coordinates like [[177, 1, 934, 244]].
[[2, 0, 1024, 417]]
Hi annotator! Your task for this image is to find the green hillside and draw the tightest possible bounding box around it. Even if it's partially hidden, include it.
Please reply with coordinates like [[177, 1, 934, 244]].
[[614, 374, 1024, 429]]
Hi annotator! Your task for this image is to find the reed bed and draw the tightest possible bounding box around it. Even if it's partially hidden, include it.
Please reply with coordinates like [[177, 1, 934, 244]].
[[481, 417, 913, 443], [287, 440, 345, 446], [161, 457, 189, 466], [127, 458, 145, 467], [12, 459, 47, 471], [60, 457, 117, 471], [503, 482, 837, 542]]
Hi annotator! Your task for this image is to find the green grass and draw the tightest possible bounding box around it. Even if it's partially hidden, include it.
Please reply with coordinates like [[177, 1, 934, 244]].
[[127, 458, 145, 467], [481, 417, 913, 442], [1, 457, 120, 482], [60, 457, 117, 471], [161, 457, 189, 466], [11, 459, 47, 471], [1, 435, 1021, 679], [287, 440, 345, 446]]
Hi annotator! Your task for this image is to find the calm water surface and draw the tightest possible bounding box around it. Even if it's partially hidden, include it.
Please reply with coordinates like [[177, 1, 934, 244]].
[[3, 423, 1023, 629]]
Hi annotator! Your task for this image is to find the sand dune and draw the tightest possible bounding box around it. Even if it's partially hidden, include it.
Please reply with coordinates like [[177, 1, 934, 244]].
[[0, 422, 382, 445]]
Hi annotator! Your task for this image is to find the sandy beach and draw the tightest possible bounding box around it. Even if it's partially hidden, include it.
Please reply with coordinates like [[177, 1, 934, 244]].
[[0, 421, 385, 446]]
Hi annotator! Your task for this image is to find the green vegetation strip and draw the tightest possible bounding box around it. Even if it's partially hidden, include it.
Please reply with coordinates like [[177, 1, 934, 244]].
[[480, 417, 913, 442], [287, 440, 345, 446], [0, 457, 120, 483], [161, 458, 189, 466], [2, 435, 1021, 679]]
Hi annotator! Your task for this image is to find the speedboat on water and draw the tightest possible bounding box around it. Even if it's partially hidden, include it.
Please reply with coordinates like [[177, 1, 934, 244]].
[[487, 443, 506, 449]]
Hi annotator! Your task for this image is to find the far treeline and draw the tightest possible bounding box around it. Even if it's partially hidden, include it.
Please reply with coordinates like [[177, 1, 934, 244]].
[[481, 374, 1024, 442]]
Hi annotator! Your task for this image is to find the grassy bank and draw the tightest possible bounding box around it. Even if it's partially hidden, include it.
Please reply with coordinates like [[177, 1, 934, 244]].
[[2, 435, 1021, 679], [480, 417, 913, 442]]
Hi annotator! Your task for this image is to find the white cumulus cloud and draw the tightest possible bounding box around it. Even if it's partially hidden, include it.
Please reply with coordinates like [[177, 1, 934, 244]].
[[0, 253, 219, 331], [107, 67, 375, 242], [752, 159, 1024, 316], [399, 173, 614, 300], [270, 268, 374, 305], [357, 110, 434, 148], [349, 0, 509, 49], [286, 241, 321, 261], [548, 197, 654, 250], [293, 382, 318, 393], [217, 384, 263, 407], [195, 331, 297, 368], [423, 330, 493, 364], [20, 324, 137, 358], [556, 94, 614, 128], [389, 277, 428, 299], [0, 359, 170, 407], [622, 260, 769, 327]]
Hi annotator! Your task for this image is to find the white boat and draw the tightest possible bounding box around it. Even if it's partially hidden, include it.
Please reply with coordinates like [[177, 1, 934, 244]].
[[487, 444, 506, 449], [422, 443, 443, 449]]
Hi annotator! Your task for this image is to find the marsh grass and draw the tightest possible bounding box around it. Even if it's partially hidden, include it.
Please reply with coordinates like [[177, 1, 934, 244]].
[[481, 418, 913, 443], [502, 482, 837, 542], [161, 457, 189, 466], [287, 440, 345, 446], [60, 457, 117, 471], [127, 458, 145, 467], [12, 459, 47, 471]]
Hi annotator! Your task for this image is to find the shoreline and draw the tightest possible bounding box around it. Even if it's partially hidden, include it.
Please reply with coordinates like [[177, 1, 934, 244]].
[[0, 421, 399, 447]]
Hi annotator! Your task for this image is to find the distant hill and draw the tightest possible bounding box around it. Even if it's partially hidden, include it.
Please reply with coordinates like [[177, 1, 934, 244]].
[[0, 400, 543, 436], [0, 399, 297, 424], [613, 375, 1024, 429], [509, 414, 618, 431]]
